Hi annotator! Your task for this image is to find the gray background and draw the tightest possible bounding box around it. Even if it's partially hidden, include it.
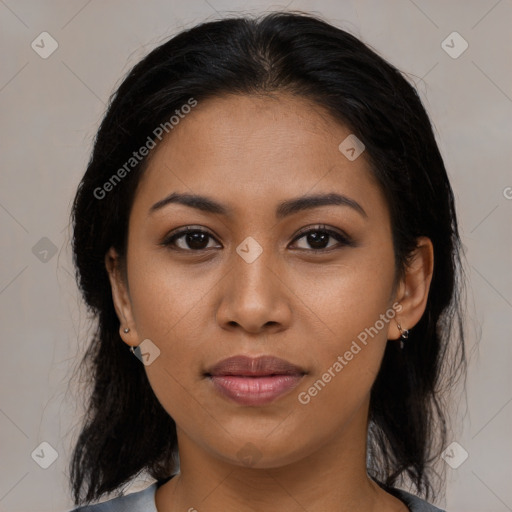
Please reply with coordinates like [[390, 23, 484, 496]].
[[1, 1, 511, 511]]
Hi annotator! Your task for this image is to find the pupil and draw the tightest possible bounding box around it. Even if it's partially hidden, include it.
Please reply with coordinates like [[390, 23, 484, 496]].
[[308, 232, 328, 249], [187, 232, 208, 249]]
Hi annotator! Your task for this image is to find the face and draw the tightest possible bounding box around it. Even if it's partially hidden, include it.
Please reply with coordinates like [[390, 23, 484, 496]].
[[106, 93, 429, 469]]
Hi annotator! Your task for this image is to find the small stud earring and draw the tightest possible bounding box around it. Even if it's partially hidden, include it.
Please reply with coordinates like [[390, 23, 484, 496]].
[[123, 327, 130, 333]]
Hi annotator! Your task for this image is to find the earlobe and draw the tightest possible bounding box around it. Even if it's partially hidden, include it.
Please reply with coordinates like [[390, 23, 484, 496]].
[[105, 247, 139, 345], [390, 237, 434, 340]]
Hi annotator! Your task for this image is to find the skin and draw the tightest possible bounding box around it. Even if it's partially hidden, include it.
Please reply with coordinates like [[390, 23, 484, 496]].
[[105, 93, 434, 512]]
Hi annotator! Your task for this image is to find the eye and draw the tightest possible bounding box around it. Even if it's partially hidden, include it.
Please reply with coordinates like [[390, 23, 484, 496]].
[[160, 226, 221, 251], [290, 225, 352, 252], [161, 224, 353, 253]]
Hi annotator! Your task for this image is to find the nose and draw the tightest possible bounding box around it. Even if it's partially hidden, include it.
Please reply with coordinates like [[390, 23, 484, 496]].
[[215, 244, 292, 335]]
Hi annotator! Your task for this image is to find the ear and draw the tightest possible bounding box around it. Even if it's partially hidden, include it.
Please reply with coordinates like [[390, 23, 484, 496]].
[[105, 247, 139, 348], [389, 236, 434, 340]]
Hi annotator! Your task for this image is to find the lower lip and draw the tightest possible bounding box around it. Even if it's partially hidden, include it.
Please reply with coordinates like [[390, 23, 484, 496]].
[[208, 375, 304, 406]]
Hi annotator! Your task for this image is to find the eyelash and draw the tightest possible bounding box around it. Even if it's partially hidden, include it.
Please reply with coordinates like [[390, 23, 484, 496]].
[[160, 224, 353, 253]]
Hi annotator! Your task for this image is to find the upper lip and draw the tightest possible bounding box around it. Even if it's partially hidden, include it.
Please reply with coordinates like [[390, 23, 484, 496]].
[[205, 355, 307, 377]]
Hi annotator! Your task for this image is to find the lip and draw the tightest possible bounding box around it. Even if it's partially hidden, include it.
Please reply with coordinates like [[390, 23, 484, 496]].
[[205, 355, 306, 377], [205, 355, 307, 406]]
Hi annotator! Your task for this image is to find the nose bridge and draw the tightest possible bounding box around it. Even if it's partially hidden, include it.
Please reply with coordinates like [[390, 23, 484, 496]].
[[232, 234, 278, 302], [216, 234, 290, 333]]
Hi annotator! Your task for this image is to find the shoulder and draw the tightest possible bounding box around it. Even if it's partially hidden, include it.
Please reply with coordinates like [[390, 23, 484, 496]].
[[68, 482, 158, 512], [388, 487, 446, 512]]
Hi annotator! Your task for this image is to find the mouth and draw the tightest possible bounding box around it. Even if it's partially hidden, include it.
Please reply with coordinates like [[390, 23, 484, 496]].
[[204, 355, 307, 406]]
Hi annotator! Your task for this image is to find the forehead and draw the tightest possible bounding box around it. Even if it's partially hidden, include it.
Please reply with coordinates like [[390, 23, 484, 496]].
[[132, 93, 385, 219]]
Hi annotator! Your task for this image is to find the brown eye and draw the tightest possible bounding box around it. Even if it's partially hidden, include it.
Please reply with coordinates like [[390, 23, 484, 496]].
[[161, 224, 353, 253], [291, 225, 353, 252], [161, 228, 220, 251]]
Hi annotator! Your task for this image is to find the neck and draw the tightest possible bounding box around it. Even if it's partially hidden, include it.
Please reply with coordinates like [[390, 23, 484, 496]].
[[154, 404, 401, 512]]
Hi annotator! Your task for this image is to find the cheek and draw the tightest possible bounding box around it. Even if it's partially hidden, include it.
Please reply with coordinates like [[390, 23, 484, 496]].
[[292, 239, 396, 343], [127, 248, 214, 340], [292, 243, 396, 411], [293, 298, 392, 439], [125, 250, 218, 412]]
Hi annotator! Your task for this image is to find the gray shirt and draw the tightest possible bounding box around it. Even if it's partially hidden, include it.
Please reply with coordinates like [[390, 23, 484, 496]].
[[70, 481, 446, 512]]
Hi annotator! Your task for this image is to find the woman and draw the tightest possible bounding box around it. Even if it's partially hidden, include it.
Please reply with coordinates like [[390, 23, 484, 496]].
[[68, 10, 466, 512]]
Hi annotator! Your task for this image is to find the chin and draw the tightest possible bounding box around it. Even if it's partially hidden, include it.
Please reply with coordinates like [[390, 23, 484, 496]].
[[207, 432, 315, 470]]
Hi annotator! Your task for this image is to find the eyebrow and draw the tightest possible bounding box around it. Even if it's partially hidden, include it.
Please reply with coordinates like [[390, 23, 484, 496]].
[[149, 191, 367, 219]]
